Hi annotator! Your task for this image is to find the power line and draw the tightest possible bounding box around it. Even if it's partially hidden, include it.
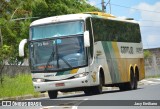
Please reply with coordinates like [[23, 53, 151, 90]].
[[111, 3, 160, 13], [106, 0, 111, 14], [94, 2, 102, 6], [91, 2, 160, 22], [11, 17, 39, 21]]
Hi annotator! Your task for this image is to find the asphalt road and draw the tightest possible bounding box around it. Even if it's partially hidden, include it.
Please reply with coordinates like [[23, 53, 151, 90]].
[[1, 82, 160, 109]]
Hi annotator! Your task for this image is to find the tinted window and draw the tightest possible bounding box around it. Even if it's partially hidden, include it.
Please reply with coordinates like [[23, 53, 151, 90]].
[[92, 18, 141, 43]]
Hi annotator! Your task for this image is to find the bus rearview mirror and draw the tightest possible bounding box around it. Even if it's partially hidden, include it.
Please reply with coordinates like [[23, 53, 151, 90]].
[[19, 39, 28, 57], [84, 31, 90, 47]]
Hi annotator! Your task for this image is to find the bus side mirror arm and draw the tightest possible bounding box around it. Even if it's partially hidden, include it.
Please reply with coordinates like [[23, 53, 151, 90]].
[[84, 31, 90, 47], [19, 39, 28, 57]]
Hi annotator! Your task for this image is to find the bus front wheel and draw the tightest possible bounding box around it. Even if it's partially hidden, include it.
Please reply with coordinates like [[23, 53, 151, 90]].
[[48, 90, 58, 99], [84, 74, 103, 95], [84, 87, 93, 95]]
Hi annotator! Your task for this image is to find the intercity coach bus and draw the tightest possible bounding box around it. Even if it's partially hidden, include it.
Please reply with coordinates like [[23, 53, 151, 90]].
[[19, 12, 145, 99]]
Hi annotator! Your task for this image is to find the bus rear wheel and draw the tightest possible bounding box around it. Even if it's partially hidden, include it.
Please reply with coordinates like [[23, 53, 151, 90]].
[[128, 69, 135, 90], [48, 90, 58, 99], [134, 73, 138, 89], [119, 69, 135, 91]]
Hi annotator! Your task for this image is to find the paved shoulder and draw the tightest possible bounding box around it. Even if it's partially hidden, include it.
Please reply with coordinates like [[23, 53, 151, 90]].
[[139, 78, 160, 85]]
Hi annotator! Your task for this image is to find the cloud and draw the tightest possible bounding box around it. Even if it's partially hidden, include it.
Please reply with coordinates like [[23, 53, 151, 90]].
[[131, 2, 160, 49], [87, 1, 97, 6], [147, 35, 159, 44]]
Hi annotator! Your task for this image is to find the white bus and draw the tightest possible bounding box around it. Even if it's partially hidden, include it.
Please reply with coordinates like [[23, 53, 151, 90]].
[[19, 12, 145, 99]]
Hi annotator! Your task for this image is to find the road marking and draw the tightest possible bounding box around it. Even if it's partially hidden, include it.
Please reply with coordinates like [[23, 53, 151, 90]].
[[72, 98, 88, 109], [40, 98, 89, 109]]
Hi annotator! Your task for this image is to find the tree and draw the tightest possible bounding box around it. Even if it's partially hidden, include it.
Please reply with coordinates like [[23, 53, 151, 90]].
[[0, 45, 12, 85], [32, 0, 100, 19], [144, 50, 152, 59]]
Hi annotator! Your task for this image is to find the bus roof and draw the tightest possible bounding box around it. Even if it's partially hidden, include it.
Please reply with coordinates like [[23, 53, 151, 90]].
[[30, 12, 138, 27], [30, 14, 92, 26]]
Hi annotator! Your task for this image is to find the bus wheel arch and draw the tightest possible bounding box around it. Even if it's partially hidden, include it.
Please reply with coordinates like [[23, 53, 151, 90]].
[[92, 67, 105, 94], [84, 67, 104, 95], [93, 67, 104, 94]]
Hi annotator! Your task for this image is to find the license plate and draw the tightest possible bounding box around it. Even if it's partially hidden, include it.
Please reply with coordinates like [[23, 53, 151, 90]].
[[55, 83, 65, 87]]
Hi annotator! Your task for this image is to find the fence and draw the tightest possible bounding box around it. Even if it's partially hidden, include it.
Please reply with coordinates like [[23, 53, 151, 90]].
[[2, 65, 31, 76], [145, 65, 160, 77], [145, 56, 160, 77]]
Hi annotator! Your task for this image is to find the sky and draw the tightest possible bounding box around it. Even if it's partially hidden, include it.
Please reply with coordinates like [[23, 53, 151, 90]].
[[87, 0, 160, 49]]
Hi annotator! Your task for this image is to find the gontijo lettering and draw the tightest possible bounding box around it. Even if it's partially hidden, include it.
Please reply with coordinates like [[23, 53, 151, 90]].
[[121, 46, 133, 54]]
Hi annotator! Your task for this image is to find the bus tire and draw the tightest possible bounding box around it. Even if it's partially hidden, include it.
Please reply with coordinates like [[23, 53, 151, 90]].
[[119, 69, 134, 91], [119, 83, 128, 91], [134, 74, 138, 89], [48, 90, 58, 99], [128, 69, 135, 90], [84, 87, 93, 95]]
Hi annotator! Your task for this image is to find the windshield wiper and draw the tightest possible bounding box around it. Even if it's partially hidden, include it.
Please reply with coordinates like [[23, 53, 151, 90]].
[[44, 50, 55, 71], [60, 57, 73, 68]]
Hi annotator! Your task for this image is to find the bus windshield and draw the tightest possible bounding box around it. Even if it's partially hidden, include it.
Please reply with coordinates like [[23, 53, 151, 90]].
[[31, 21, 84, 40], [29, 36, 87, 72]]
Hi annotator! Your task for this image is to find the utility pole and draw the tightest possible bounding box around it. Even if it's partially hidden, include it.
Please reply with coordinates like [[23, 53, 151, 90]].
[[106, 0, 111, 14], [101, 0, 106, 12]]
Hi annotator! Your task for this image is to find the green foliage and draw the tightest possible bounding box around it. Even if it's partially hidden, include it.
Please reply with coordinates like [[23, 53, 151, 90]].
[[0, 45, 12, 62], [144, 50, 152, 59], [32, 0, 99, 19]]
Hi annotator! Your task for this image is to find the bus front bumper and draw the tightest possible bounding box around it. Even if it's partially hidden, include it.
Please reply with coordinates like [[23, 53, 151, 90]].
[[33, 76, 91, 92]]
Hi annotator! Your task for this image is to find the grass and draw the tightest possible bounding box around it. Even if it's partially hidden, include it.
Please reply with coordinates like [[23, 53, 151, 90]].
[[145, 75, 160, 79], [0, 74, 40, 98]]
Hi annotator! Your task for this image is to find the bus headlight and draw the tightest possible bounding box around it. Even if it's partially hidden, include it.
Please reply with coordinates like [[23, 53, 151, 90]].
[[33, 78, 45, 82], [74, 72, 89, 78]]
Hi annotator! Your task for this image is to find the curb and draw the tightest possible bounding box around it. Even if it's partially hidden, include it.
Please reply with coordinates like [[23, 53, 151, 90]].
[[0, 93, 48, 100], [138, 78, 160, 86]]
